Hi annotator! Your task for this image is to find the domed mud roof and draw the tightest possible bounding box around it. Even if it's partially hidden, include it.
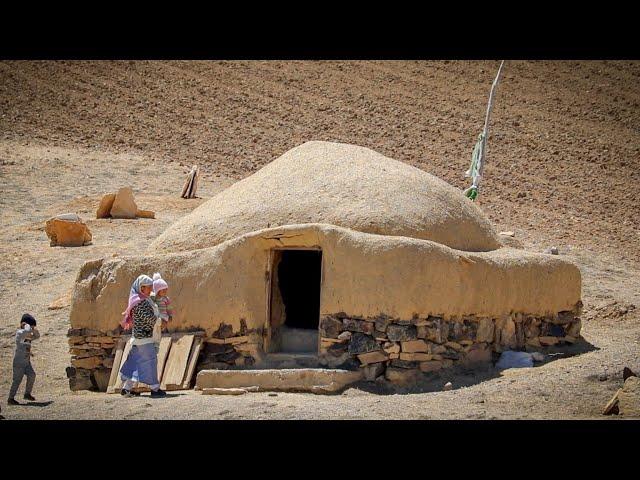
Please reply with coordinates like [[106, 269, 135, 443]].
[[150, 141, 501, 253]]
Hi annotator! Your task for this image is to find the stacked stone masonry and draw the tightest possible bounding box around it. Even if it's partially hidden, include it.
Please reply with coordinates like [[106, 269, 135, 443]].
[[318, 304, 583, 384], [66, 321, 265, 392], [66, 327, 122, 391], [67, 307, 582, 391]]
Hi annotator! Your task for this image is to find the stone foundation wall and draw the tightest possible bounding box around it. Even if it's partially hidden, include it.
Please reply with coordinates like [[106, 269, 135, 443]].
[[195, 322, 264, 373], [66, 327, 122, 391], [66, 322, 265, 392], [67, 306, 583, 391], [318, 304, 583, 384]]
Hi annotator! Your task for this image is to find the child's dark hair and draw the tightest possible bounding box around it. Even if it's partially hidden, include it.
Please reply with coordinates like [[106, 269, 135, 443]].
[[21, 313, 37, 327]]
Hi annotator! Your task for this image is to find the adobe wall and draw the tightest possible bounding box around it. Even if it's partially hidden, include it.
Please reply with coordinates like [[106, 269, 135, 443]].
[[66, 223, 582, 390]]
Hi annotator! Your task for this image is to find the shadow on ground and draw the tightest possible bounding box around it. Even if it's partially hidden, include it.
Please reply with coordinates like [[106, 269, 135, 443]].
[[8, 400, 54, 407], [349, 340, 599, 395]]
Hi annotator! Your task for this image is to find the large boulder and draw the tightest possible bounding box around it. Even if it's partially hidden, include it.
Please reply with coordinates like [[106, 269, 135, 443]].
[[45, 214, 92, 247], [110, 187, 138, 219]]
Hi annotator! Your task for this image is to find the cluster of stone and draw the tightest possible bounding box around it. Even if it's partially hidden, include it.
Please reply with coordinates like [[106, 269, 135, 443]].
[[66, 327, 122, 391], [318, 306, 582, 385], [196, 322, 264, 373]]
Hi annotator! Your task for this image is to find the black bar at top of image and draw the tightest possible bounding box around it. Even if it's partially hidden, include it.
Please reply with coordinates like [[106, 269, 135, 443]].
[[1, 18, 638, 60]]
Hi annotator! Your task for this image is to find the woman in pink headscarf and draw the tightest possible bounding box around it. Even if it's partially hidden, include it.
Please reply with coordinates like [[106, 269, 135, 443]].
[[119, 274, 166, 398]]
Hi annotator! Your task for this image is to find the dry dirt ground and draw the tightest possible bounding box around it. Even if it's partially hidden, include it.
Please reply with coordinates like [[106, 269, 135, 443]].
[[0, 60, 638, 420]]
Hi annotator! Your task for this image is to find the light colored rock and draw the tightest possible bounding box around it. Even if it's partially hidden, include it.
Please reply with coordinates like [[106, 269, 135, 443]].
[[321, 338, 344, 347], [357, 350, 389, 365], [70, 348, 105, 357], [619, 377, 640, 417], [337, 331, 352, 341], [443, 381, 453, 391], [224, 335, 250, 345], [71, 356, 103, 369], [499, 317, 517, 349], [45, 214, 92, 247], [399, 352, 432, 362], [48, 290, 72, 310], [68, 343, 100, 350], [401, 339, 430, 353], [499, 231, 515, 237], [419, 361, 443, 372], [136, 209, 155, 219], [385, 367, 421, 385], [476, 318, 495, 343], [110, 187, 138, 219], [96, 193, 116, 218], [383, 342, 400, 354], [85, 336, 116, 344], [196, 368, 363, 393]]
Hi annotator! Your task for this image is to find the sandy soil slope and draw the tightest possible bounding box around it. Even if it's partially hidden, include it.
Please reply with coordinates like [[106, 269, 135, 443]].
[[0, 60, 638, 419]]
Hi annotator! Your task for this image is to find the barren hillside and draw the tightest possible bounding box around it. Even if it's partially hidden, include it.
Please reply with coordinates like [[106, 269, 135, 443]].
[[2, 60, 639, 262]]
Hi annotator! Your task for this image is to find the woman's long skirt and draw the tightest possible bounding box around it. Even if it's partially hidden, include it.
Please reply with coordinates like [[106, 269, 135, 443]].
[[119, 342, 159, 386]]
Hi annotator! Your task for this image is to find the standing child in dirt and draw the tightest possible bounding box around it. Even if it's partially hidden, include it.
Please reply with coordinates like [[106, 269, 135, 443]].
[[152, 273, 173, 339], [8, 314, 40, 405]]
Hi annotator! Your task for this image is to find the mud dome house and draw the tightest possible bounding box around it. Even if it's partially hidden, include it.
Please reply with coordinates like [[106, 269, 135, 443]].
[[66, 141, 582, 391]]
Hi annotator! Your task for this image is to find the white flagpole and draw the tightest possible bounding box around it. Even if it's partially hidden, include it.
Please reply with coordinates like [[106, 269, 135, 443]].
[[473, 60, 505, 191]]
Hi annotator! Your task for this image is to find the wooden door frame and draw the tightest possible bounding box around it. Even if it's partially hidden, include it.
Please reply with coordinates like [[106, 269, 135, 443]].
[[263, 246, 323, 354]]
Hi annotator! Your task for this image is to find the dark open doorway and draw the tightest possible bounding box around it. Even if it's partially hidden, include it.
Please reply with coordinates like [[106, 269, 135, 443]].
[[268, 249, 322, 353]]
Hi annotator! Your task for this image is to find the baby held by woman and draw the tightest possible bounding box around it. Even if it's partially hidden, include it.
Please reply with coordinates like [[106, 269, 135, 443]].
[[152, 272, 173, 341]]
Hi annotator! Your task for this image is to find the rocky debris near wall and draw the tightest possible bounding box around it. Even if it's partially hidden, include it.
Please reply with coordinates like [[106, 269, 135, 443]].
[[318, 306, 583, 385], [45, 213, 92, 247]]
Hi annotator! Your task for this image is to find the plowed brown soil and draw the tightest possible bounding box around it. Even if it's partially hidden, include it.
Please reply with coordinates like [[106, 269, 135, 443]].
[[0, 60, 638, 419]]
